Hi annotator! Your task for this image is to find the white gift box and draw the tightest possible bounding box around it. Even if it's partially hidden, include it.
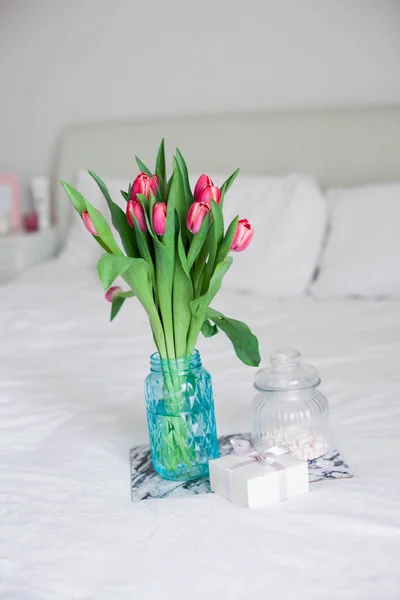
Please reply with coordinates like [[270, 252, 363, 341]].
[[209, 443, 309, 509]]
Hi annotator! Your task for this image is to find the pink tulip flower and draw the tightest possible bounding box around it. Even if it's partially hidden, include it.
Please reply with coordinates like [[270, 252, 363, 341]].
[[82, 210, 98, 236], [186, 201, 210, 234], [130, 172, 158, 201], [105, 286, 122, 302], [126, 200, 147, 231], [194, 174, 214, 201], [197, 184, 221, 206], [230, 219, 254, 252], [152, 202, 167, 235]]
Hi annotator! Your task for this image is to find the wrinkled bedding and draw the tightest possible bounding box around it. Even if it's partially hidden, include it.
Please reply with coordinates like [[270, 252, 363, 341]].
[[1, 261, 400, 599]]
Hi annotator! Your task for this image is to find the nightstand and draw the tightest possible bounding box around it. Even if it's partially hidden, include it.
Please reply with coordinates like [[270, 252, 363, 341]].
[[0, 228, 58, 284]]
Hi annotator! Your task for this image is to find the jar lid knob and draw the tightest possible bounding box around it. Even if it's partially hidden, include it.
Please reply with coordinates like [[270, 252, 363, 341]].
[[270, 348, 301, 368], [254, 347, 320, 391]]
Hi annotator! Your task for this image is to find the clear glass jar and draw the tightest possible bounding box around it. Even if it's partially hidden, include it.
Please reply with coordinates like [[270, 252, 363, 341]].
[[252, 348, 330, 460], [145, 350, 219, 481]]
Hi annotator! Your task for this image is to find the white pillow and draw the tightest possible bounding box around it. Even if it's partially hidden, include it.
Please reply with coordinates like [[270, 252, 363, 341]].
[[191, 173, 327, 297], [312, 183, 400, 298]]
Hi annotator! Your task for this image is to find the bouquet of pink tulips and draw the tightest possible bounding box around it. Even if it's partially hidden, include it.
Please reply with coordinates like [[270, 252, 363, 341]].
[[61, 140, 260, 367]]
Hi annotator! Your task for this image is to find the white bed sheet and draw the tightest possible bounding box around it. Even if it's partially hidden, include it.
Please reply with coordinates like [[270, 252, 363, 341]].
[[1, 261, 400, 599]]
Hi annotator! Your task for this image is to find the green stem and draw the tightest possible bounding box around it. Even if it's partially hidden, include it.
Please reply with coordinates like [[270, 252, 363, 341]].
[[154, 243, 175, 360], [173, 251, 193, 359], [186, 314, 204, 358], [158, 360, 195, 471]]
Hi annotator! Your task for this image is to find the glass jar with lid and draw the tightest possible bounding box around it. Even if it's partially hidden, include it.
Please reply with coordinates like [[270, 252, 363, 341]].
[[252, 348, 330, 460]]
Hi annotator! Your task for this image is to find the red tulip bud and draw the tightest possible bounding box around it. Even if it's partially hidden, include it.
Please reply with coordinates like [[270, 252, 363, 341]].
[[105, 286, 122, 302], [186, 201, 210, 234], [130, 172, 158, 201], [126, 200, 147, 231], [230, 219, 254, 252], [152, 202, 167, 235], [194, 174, 214, 201], [197, 184, 221, 206], [82, 210, 98, 236]]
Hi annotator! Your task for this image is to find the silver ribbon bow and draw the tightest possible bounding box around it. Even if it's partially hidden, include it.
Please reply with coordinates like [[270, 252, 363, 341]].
[[230, 438, 290, 470]]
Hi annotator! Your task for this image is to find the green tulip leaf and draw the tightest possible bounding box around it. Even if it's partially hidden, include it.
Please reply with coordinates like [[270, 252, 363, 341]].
[[129, 212, 156, 288], [190, 257, 233, 318], [220, 168, 240, 208], [136, 192, 157, 240], [60, 181, 86, 214], [177, 227, 191, 280], [88, 171, 138, 257], [80, 195, 123, 256], [211, 199, 224, 246], [120, 190, 129, 201], [173, 248, 193, 357], [155, 138, 166, 182], [97, 254, 138, 290], [186, 257, 232, 355], [186, 211, 211, 271], [201, 200, 224, 294], [135, 156, 153, 177], [148, 189, 157, 226], [154, 237, 175, 358], [201, 319, 219, 338], [206, 307, 260, 367], [110, 290, 135, 321], [175, 148, 194, 207], [97, 253, 166, 355], [166, 174, 173, 200], [168, 158, 187, 242], [216, 215, 239, 264], [61, 182, 114, 255]]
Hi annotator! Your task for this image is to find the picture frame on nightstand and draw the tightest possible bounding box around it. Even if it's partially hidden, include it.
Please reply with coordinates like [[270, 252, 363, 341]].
[[0, 174, 21, 235]]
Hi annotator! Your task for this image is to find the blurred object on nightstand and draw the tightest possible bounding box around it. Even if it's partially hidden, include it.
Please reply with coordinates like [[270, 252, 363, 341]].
[[0, 174, 20, 234], [30, 177, 50, 229], [23, 212, 39, 232], [0, 216, 11, 235]]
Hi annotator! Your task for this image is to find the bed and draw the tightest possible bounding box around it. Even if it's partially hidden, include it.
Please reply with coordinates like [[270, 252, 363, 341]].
[[1, 106, 400, 599]]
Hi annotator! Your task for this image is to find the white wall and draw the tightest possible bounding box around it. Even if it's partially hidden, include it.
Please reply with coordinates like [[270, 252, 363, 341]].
[[1, 0, 400, 207]]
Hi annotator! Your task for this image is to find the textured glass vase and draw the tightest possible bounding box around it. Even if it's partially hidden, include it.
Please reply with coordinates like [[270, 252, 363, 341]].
[[144, 350, 219, 481]]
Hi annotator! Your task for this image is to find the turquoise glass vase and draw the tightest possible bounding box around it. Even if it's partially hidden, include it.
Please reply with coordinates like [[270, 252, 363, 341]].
[[144, 350, 219, 481]]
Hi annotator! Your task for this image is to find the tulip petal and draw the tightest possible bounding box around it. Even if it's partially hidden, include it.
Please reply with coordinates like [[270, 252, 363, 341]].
[[82, 210, 98, 236], [130, 172, 158, 201], [197, 184, 221, 206], [126, 200, 147, 231], [230, 218, 254, 252], [194, 174, 213, 201], [105, 286, 122, 302], [152, 202, 167, 235], [187, 201, 210, 234]]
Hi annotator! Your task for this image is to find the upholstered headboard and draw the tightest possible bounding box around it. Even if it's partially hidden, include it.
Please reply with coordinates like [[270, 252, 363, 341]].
[[52, 105, 400, 252]]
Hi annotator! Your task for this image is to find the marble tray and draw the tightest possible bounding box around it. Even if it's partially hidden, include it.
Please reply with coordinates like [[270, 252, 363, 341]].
[[130, 433, 353, 502]]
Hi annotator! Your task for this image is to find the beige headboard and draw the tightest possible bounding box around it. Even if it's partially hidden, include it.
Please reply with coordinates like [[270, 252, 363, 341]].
[[53, 105, 400, 252]]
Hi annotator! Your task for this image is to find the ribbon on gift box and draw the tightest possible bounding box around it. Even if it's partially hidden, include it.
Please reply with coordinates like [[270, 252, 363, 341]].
[[230, 439, 290, 468], [224, 439, 291, 502]]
